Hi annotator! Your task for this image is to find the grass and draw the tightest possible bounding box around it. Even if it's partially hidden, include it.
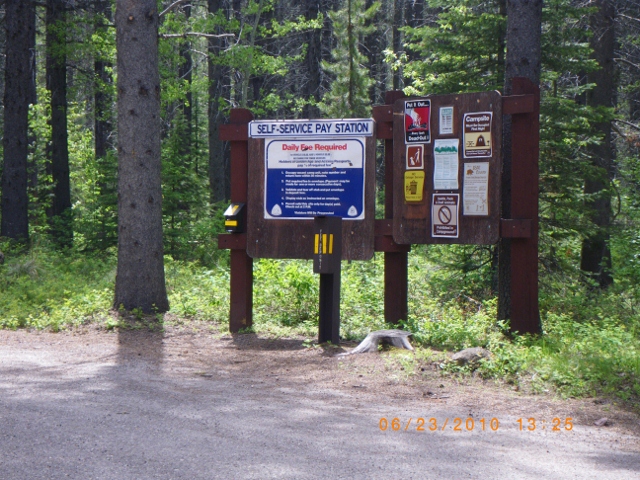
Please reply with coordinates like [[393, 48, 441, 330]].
[[0, 242, 638, 410]]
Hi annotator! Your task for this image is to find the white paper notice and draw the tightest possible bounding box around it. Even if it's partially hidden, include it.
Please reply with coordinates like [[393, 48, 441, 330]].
[[439, 106, 453, 135], [433, 139, 459, 190], [463, 162, 489, 216]]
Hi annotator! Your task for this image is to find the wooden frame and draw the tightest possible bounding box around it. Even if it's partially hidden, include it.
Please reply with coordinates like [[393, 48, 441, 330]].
[[218, 79, 540, 335]]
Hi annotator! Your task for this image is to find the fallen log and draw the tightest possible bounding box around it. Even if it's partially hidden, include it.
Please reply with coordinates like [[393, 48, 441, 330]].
[[339, 329, 413, 356]]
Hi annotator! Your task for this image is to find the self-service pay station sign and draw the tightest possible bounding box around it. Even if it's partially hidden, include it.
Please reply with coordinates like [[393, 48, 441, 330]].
[[246, 119, 376, 260]]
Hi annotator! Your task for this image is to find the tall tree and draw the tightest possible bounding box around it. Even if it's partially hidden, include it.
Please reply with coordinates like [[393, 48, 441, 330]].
[[208, 0, 230, 202], [320, 0, 379, 117], [302, 0, 337, 117], [580, 0, 616, 287], [392, 0, 405, 90], [94, 0, 117, 250], [178, 3, 193, 155], [114, 0, 169, 313], [46, 0, 72, 245], [402, 1, 507, 95], [1, 1, 36, 242], [95, 0, 114, 164], [498, 0, 542, 326]]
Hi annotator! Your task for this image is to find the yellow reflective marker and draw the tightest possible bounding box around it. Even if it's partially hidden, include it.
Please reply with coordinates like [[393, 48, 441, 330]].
[[225, 220, 238, 227], [322, 234, 327, 254], [314, 234, 319, 254], [329, 234, 334, 254]]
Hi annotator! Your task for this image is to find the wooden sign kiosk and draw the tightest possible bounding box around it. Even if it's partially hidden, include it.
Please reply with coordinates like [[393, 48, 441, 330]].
[[219, 78, 541, 337]]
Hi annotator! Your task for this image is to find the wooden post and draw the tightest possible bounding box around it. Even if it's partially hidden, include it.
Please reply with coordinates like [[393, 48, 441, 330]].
[[314, 216, 343, 344], [505, 78, 541, 334], [221, 108, 254, 333], [383, 90, 408, 325]]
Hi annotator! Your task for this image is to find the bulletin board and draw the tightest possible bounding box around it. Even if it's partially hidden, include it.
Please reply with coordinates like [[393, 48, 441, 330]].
[[392, 92, 503, 245]]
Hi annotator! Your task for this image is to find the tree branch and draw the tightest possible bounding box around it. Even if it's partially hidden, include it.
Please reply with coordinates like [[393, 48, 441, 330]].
[[618, 13, 640, 25], [614, 119, 640, 132], [611, 122, 627, 138], [159, 0, 191, 18], [614, 57, 640, 70], [159, 32, 235, 39]]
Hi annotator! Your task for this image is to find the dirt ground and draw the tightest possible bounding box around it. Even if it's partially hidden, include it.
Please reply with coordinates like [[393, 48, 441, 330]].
[[5, 321, 640, 438], [0, 323, 640, 480]]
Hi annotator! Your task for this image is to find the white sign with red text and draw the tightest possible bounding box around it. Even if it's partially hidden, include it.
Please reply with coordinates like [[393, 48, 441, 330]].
[[264, 139, 365, 220]]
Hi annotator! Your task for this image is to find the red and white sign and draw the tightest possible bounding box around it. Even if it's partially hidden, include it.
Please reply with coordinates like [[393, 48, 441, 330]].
[[404, 100, 431, 144]]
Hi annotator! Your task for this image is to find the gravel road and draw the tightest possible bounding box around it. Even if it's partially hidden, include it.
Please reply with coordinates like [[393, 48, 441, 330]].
[[0, 328, 638, 480]]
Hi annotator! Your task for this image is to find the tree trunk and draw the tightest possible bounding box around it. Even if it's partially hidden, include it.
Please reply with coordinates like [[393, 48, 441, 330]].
[[179, 4, 193, 156], [498, 0, 542, 323], [580, 0, 615, 288], [303, 1, 322, 118], [392, 0, 405, 90], [46, 0, 72, 246], [95, 0, 113, 163], [1, 1, 36, 242], [114, 0, 169, 313], [490, 0, 507, 292], [94, 0, 115, 250], [208, 0, 230, 202], [364, 0, 384, 106]]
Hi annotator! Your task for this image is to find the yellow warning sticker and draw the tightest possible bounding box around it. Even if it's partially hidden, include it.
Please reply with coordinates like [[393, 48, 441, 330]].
[[404, 171, 425, 202]]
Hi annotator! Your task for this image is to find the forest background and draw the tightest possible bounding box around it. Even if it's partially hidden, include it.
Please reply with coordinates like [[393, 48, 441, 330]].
[[0, 0, 639, 408]]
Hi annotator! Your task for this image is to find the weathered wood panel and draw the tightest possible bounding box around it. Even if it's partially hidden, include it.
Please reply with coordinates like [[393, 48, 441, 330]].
[[246, 137, 376, 260], [392, 92, 503, 245]]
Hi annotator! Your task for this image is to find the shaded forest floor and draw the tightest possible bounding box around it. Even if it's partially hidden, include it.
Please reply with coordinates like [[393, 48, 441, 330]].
[[2, 322, 640, 444], [1, 246, 639, 416]]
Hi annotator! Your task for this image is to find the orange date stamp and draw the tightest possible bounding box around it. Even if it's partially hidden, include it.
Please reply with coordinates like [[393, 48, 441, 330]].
[[378, 417, 574, 432]]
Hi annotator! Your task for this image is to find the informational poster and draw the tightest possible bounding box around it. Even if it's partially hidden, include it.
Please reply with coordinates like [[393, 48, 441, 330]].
[[406, 145, 424, 170], [432, 194, 459, 238], [404, 171, 425, 202], [264, 139, 365, 220], [433, 139, 459, 190], [404, 100, 431, 143], [463, 112, 492, 158], [439, 106, 454, 135], [463, 162, 490, 216]]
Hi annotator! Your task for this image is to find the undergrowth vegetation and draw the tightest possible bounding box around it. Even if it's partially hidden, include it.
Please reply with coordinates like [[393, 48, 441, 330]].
[[1, 236, 638, 409]]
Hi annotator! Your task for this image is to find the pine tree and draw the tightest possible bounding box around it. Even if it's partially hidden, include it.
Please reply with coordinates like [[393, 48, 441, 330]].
[[320, 0, 380, 118], [114, 0, 169, 313], [1, 1, 36, 242]]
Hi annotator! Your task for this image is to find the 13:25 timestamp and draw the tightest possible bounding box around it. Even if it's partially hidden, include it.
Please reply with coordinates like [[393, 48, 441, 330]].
[[517, 417, 573, 431]]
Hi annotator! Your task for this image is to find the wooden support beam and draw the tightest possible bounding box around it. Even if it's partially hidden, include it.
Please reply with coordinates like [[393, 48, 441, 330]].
[[383, 91, 408, 325], [500, 219, 532, 238], [375, 236, 411, 253], [227, 109, 254, 333], [219, 123, 248, 142], [373, 105, 394, 139], [372, 105, 393, 123], [375, 219, 410, 252], [217, 233, 247, 250], [502, 94, 535, 115], [374, 219, 393, 236], [508, 79, 541, 334]]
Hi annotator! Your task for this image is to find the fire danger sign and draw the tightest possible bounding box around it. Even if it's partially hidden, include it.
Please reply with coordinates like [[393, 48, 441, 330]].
[[432, 194, 459, 238], [404, 100, 431, 144]]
